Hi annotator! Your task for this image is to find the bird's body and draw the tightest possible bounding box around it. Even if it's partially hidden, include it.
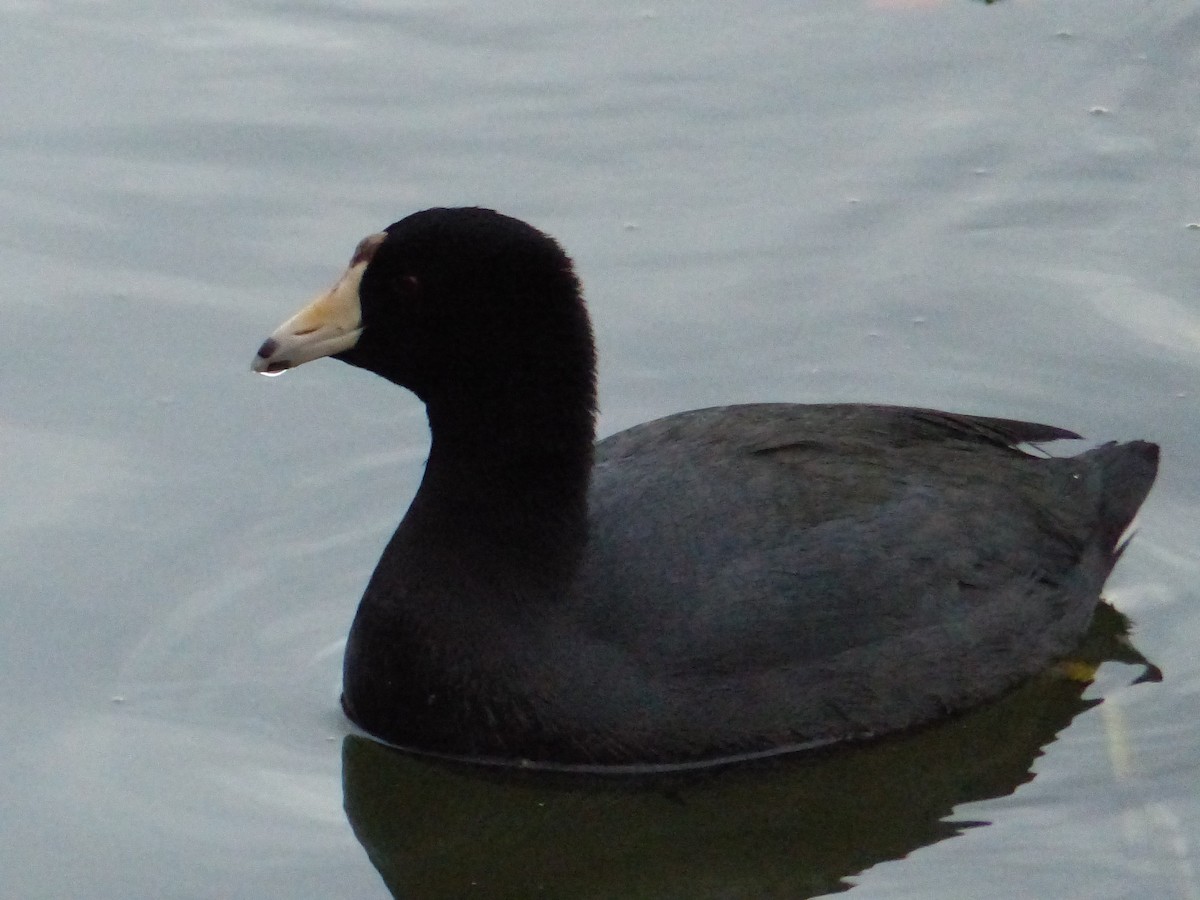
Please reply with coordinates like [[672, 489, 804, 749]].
[[254, 208, 1158, 770]]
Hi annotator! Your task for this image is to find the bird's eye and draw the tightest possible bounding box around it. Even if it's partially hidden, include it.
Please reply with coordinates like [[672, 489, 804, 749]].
[[395, 274, 421, 298]]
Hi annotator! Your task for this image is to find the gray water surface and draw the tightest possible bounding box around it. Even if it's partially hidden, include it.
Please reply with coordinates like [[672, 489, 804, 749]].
[[3, 1, 1198, 897]]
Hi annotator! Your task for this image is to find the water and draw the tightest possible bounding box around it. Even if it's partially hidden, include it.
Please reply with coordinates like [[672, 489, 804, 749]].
[[2, 1, 1198, 897]]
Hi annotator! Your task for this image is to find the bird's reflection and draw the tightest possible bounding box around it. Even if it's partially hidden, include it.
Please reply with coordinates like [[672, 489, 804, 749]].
[[342, 603, 1158, 900]]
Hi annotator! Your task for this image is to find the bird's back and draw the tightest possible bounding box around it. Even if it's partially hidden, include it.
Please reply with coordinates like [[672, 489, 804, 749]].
[[550, 404, 1157, 758]]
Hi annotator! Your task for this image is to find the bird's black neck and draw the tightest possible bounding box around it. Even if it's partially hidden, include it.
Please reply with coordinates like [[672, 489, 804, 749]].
[[399, 359, 598, 594]]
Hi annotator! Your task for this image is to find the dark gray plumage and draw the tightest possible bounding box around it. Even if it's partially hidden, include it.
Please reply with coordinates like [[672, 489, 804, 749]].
[[254, 207, 1158, 770]]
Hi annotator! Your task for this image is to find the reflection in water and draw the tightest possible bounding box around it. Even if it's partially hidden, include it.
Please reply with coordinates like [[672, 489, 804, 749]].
[[343, 605, 1158, 899]]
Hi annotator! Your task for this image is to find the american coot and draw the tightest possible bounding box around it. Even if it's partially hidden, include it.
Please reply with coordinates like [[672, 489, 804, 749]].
[[253, 207, 1158, 772]]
